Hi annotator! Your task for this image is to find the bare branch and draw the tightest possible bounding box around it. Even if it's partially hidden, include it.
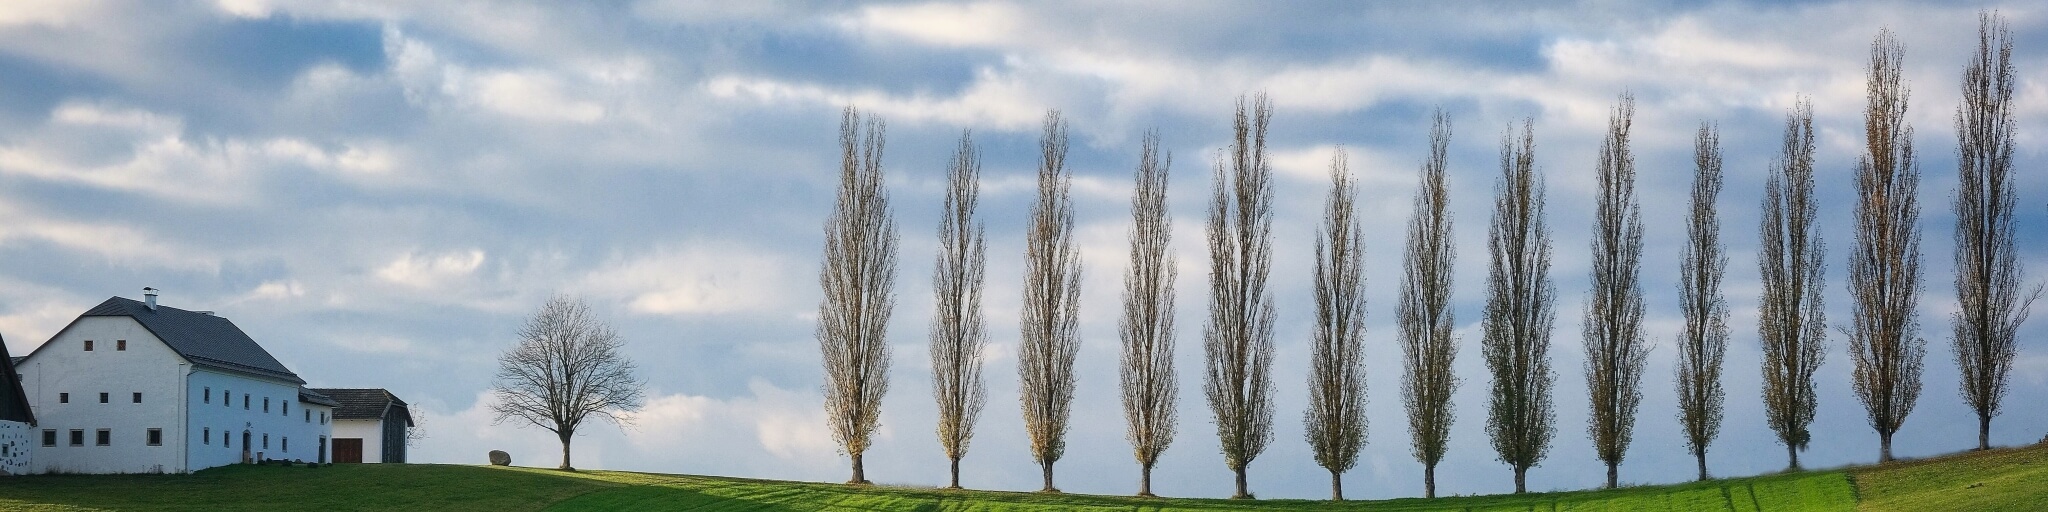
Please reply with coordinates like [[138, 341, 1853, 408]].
[[1677, 121, 1729, 481], [1954, 10, 2040, 452]]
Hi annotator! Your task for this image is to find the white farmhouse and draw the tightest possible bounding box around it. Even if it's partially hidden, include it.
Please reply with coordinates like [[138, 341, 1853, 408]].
[[309, 388, 413, 463], [14, 291, 339, 474]]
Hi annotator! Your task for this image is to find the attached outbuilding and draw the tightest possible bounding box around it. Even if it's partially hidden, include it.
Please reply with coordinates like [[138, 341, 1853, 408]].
[[0, 334, 36, 475], [309, 388, 413, 463]]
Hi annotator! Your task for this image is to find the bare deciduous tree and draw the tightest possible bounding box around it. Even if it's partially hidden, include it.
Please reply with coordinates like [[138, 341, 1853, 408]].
[[1759, 98, 1826, 471], [1205, 93, 1278, 500], [1583, 94, 1648, 490], [1484, 120, 1556, 494], [1847, 29, 1926, 464], [491, 295, 645, 471], [1401, 109, 1459, 499], [1306, 148, 1367, 501], [931, 131, 987, 489], [1120, 131, 1178, 498], [1677, 122, 1729, 482], [1020, 110, 1081, 493], [818, 107, 897, 484], [1954, 11, 2041, 452]]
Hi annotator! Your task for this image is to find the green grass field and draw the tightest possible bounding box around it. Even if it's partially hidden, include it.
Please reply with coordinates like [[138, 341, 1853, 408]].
[[0, 443, 2040, 511]]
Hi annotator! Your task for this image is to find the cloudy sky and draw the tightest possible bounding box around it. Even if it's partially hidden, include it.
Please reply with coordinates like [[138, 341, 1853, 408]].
[[3, 0, 2047, 500]]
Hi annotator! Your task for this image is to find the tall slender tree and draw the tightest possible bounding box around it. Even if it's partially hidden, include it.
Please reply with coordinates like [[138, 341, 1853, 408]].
[[1401, 109, 1459, 499], [1759, 98, 1826, 471], [1019, 110, 1081, 493], [1676, 122, 1730, 482], [1953, 11, 2041, 453], [1205, 93, 1278, 500], [1484, 120, 1556, 494], [1847, 29, 1927, 464], [1306, 148, 1367, 501], [1120, 131, 1179, 498], [1584, 95, 1649, 490], [818, 107, 897, 485], [930, 131, 988, 489]]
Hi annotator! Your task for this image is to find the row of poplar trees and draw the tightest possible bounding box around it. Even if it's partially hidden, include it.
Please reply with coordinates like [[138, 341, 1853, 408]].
[[815, 15, 2037, 500]]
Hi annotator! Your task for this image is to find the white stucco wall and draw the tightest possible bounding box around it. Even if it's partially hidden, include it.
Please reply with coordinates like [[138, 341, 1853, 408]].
[[0, 421, 29, 475], [186, 368, 331, 469], [19, 317, 185, 474], [331, 419, 384, 462], [18, 316, 332, 474]]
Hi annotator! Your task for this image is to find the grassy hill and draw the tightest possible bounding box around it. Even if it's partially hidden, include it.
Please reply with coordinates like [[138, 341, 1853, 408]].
[[0, 443, 2041, 511]]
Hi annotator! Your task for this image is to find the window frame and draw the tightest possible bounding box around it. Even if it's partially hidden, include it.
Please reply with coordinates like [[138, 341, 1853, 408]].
[[82, 339, 93, 351], [94, 429, 111, 447], [132, 392, 142, 404], [146, 428, 163, 447], [67, 429, 83, 447], [40, 429, 55, 447], [116, 339, 126, 351]]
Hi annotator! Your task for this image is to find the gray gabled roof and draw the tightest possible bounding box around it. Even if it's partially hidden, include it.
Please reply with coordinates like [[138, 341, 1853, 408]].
[[298, 388, 341, 407], [78, 296, 305, 385], [308, 388, 413, 426]]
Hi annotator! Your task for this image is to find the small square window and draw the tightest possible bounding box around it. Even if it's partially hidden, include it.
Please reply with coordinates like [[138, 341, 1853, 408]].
[[83, 340, 93, 351], [58, 392, 68, 404], [95, 429, 110, 446], [41, 430, 55, 447], [99, 392, 108, 404], [116, 340, 126, 351], [133, 392, 142, 403], [203, 427, 211, 445], [68, 430, 83, 446], [146, 428, 162, 446]]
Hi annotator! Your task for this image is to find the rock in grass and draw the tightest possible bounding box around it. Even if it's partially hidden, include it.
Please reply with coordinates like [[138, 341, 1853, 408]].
[[489, 450, 511, 466]]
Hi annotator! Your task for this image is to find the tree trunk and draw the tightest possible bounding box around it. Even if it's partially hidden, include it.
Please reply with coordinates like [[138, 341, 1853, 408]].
[[1979, 414, 1992, 451], [1513, 465, 1528, 494], [947, 456, 961, 489], [849, 453, 867, 484], [1039, 461, 1057, 493], [557, 433, 574, 471], [1880, 432, 1894, 463], [1786, 444, 1801, 471], [1424, 463, 1437, 498], [1232, 467, 1250, 499], [1605, 461, 1618, 489], [1695, 451, 1709, 481], [1138, 464, 1154, 497], [1329, 468, 1344, 500]]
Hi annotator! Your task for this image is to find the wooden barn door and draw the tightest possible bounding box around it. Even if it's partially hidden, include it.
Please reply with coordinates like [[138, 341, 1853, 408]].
[[334, 438, 364, 463]]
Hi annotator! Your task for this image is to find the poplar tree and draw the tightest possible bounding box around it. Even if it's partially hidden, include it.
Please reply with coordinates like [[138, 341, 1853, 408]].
[[1953, 11, 2040, 453], [1846, 29, 1926, 464], [1305, 148, 1367, 500], [1759, 99, 1826, 471], [1676, 122, 1729, 481], [818, 107, 896, 484], [1019, 110, 1081, 493], [1205, 93, 1277, 500], [1483, 120, 1556, 494], [1400, 110, 1458, 499]]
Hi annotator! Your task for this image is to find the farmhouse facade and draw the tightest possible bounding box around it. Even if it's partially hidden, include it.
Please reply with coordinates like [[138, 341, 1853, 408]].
[[13, 292, 339, 474]]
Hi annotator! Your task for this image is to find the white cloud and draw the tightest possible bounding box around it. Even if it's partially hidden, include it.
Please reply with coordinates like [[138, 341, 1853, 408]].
[[376, 249, 487, 287], [579, 242, 798, 316]]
